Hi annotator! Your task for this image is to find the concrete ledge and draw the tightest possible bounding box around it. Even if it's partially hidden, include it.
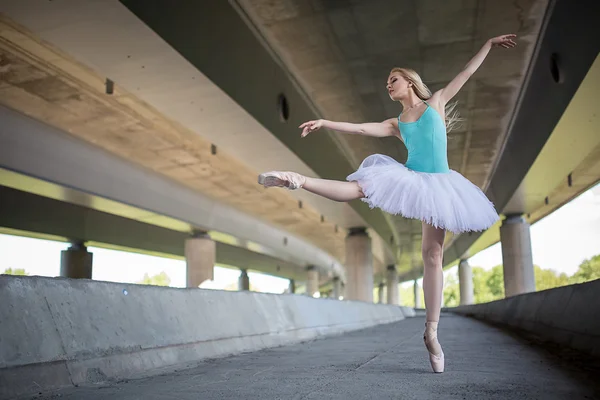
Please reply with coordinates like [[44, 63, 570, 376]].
[[400, 306, 416, 318], [0, 276, 405, 399], [448, 279, 600, 358]]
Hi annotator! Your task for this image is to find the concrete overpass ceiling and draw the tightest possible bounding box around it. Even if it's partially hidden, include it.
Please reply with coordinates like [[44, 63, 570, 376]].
[[503, 54, 600, 218], [0, 104, 349, 282], [0, 186, 321, 284], [231, 0, 549, 269], [4, 0, 594, 284], [438, 0, 600, 279], [0, 2, 395, 274], [459, 53, 600, 261]]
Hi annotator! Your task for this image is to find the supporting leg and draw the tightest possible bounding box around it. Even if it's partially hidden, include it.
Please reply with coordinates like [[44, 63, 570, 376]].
[[421, 222, 446, 373], [421, 222, 445, 322]]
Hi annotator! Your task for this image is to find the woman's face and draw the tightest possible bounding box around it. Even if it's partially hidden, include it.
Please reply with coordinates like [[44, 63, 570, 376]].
[[387, 73, 410, 101]]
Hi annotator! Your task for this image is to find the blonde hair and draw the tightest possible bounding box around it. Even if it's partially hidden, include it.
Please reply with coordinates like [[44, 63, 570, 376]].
[[390, 67, 463, 133]]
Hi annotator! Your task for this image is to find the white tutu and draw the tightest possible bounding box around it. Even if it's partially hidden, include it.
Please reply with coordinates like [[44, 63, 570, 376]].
[[346, 154, 500, 233]]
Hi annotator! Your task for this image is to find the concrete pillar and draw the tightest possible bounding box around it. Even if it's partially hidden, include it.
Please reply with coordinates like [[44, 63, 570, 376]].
[[458, 259, 474, 305], [377, 282, 385, 303], [386, 265, 399, 305], [306, 265, 319, 297], [288, 279, 296, 294], [185, 230, 215, 288], [500, 214, 535, 297], [414, 279, 422, 308], [239, 269, 250, 291], [332, 277, 342, 299], [60, 241, 92, 279], [345, 227, 373, 302]]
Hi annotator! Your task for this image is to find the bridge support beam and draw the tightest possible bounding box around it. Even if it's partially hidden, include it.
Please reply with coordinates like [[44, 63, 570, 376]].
[[459, 259, 474, 305], [239, 269, 250, 291], [386, 265, 399, 305], [185, 231, 215, 288], [500, 214, 536, 297], [60, 241, 93, 279], [332, 276, 342, 299], [306, 265, 319, 297], [414, 280, 422, 308], [377, 282, 385, 303], [345, 227, 373, 302]]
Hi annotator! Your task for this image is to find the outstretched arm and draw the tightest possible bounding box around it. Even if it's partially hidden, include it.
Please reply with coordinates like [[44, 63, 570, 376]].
[[299, 118, 399, 138], [437, 34, 517, 105]]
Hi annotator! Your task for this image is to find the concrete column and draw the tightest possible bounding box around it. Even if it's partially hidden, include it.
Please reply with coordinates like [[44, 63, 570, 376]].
[[239, 269, 250, 291], [332, 277, 342, 299], [288, 279, 296, 294], [414, 279, 422, 308], [185, 230, 215, 288], [500, 214, 536, 297], [458, 259, 474, 305], [386, 265, 399, 305], [306, 265, 319, 297], [60, 241, 93, 279], [377, 282, 385, 303], [345, 227, 373, 302]]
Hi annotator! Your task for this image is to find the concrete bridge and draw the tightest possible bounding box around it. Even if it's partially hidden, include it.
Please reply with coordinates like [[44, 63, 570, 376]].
[[1, 276, 599, 399], [0, 0, 599, 398], [1, 0, 598, 298]]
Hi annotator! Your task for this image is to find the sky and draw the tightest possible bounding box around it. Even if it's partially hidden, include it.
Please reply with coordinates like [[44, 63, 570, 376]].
[[1, 183, 598, 293]]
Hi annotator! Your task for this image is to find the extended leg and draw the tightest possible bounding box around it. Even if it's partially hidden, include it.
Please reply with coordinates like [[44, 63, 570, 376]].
[[258, 171, 364, 202], [303, 177, 364, 202], [421, 221, 446, 372]]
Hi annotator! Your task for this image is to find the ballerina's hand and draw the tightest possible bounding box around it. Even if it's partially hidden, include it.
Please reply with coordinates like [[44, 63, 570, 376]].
[[490, 34, 517, 49], [299, 119, 324, 137]]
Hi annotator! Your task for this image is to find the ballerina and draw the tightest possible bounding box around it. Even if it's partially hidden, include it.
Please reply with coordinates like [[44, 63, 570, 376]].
[[258, 34, 517, 372]]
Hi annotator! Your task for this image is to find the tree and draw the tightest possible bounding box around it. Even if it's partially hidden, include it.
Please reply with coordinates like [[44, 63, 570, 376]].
[[443, 274, 460, 307], [137, 271, 171, 287], [399, 282, 425, 308], [399, 284, 414, 307], [534, 265, 569, 291], [3, 268, 28, 276], [569, 255, 600, 284], [485, 265, 505, 300]]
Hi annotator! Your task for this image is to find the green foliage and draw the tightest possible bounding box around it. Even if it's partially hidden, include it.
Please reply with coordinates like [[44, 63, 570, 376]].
[[484, 265, 505, 299], [399, 282, 425, 308], [443, 254, 600, 306], [136, 271, 171, 287], [534, 265, 569, 291], [443, 274, 460, 307], [3, 268, 28, 276], [471, 265, 504, 303], [569, 255, 600, 284]]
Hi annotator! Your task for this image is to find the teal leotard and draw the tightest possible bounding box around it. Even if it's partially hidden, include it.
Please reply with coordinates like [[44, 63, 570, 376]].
[[398, 102, 450, 174]]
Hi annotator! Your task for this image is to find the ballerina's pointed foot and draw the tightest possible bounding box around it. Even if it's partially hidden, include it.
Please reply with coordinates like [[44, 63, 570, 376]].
[[424, 321, 445, 373], [258, 171, 306, 190]]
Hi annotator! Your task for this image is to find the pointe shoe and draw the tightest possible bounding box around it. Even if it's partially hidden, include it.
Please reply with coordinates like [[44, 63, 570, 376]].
[[258, 171, 306, 190], [423, 321, 445, 373]]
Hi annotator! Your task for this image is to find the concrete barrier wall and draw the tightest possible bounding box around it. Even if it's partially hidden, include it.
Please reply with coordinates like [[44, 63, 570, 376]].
[[449, 279, 600, 357], [0, 276, 408, 399]]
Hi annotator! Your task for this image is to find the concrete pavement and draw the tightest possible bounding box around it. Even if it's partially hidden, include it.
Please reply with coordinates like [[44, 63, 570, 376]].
[[28, 313, 600, 400]]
